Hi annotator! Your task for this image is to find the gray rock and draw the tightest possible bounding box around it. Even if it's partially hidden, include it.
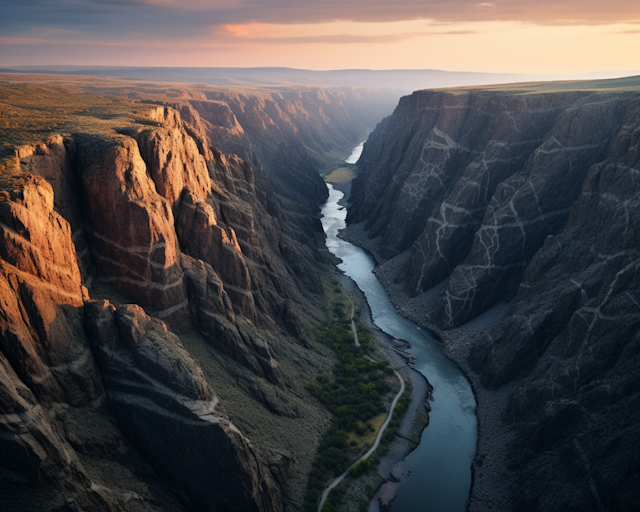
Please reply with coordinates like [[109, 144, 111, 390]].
[[347, 78, 640, 511]]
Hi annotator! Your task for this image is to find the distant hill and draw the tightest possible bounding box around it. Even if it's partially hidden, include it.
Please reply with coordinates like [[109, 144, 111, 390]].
[[2, 66, 638, 94]]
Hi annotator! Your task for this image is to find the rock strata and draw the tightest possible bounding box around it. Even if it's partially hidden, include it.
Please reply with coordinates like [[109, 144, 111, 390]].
[[0, 75, 395, 511], [0, 178, 118, 511], [85, 300, 282, 512], [345, 77, 640, 511]]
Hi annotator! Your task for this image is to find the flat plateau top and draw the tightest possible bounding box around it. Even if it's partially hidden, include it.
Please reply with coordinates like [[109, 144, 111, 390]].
[[430, 74, 640, 95]]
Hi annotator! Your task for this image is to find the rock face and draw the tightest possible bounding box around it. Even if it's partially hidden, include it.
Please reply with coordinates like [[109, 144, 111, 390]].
[[1, 109, 287, 510], [185, 87, 397, 258], [346, 78, 640, 511], [84, 300, 282, 512], [77, 133, 191, 329], [0, 77, 392, 511], [0, 177, 118, 511]]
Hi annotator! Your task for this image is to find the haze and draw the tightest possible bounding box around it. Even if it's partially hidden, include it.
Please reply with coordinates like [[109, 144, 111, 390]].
[[1, 0, 638, 74]]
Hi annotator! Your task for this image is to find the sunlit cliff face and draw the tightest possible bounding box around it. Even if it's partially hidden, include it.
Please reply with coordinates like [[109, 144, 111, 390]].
[[0, 0, 638, 73]]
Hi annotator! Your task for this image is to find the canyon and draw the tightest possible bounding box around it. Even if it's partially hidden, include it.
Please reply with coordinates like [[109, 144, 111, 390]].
[[1, 69, 639, 512], [345, 76, 640, 511], [0, 74, 397, 512]]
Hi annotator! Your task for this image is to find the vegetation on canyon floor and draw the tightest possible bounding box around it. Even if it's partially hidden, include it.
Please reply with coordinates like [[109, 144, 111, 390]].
[[322, 163, 357, 184], [303, 280, 410, 512]]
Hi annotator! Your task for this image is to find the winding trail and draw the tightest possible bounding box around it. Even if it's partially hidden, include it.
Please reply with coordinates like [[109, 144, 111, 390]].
[[317, 294, 404, 511], [346, 295, 361, 348], [322, 168, 476, 512]]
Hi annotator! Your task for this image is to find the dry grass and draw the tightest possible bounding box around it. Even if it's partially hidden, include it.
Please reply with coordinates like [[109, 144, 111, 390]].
[[433, 74, 640, 96], [0, 78, 163, 193], [324, 165, 356, 184], [347, 413, 387, 448], [0, 83, 151, 146]]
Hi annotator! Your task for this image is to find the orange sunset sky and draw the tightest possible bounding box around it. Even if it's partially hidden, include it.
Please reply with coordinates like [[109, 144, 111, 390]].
[[0, 0, 638, 74]]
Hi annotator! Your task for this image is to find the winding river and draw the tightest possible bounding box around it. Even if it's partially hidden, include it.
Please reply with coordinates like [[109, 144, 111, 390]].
[[320, 179, 477, 511]]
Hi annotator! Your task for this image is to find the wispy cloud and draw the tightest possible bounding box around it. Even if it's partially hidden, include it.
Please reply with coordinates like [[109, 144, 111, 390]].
[[0, 29, 481, 49], [0, 0, 637, 71], [1, 0, 639, 37], [215, 25, 481, 44]]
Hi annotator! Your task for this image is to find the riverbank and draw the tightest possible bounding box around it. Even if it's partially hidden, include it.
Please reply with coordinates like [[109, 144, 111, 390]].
[[323, 174, 476, 512], [338, 221, 514, 511], [333, 271, 432, 512]]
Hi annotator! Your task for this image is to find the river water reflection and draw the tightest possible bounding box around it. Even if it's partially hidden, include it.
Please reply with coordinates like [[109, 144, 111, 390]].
[[321, 184, 477, 512], [344, 142, 364, 164]]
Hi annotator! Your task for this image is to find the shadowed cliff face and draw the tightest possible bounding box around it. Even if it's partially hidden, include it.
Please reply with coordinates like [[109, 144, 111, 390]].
[[470, 114, 640, 511], [349, 88, 639, 328], [346, 79, 640, 511], [0, 78, 391, 512], [84, 300, 282, 512]]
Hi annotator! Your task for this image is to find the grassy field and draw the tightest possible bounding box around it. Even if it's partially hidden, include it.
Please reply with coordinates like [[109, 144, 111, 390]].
[[347, 413, 387, 448], [324, 164, 357, 183], [0, 78, 162, 192], [439, 74, 640, 95]]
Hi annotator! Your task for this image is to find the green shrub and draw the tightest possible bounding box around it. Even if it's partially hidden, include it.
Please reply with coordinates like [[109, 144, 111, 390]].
[[304, 315, 397, 508], [348, 459, 371, 477]]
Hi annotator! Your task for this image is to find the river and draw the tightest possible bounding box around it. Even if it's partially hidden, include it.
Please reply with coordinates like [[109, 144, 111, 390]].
[[320, 182, 477, 511], [345, 142, 364, 164]]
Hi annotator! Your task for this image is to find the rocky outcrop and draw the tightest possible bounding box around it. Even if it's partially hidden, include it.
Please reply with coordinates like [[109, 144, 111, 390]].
[[0, 75, 396, 511], [345, 77, 640, 511], [467, 109, 640, 511], [0, 177, 96, 406], [348, 85, 640, 329], [187, 87, 396, 261], [0, 169, 283, 512], [182, 255, 283, 386], [85, 300, 282, 512], [0, 102, 304, 511], [0, 177, 119, 511], [77, 133, 191, 329], [198, 87, 390, 189]]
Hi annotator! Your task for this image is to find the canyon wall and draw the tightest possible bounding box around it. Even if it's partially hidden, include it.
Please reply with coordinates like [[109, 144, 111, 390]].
[[346, 78, 640, 511], [0, 79, 391, 511], [181, 87, 397, 253]]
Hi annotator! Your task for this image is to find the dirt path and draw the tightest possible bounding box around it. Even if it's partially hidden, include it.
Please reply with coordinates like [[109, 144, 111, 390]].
[[346, 295, 361, 348], [317, 367, 405, 512]]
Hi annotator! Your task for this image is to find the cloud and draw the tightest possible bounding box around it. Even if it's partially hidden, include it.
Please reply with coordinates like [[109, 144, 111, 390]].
[[213, 22, 481, 44], [1, 0, 638, 37], [219, 30, 480, 45]]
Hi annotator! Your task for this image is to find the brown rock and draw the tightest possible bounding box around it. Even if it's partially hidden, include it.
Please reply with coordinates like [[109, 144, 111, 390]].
[[76, 134, 191, 330], [0, 177, 100, 405], [182, 255, 283, 385]]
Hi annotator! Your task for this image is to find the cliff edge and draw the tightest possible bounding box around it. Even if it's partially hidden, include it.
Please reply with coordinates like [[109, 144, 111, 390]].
[[0, 76, 392, 511], [345, 76, 640, 511]]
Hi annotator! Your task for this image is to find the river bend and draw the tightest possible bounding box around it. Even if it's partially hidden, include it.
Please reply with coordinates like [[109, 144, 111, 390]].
[[321, 183, 477, 512]]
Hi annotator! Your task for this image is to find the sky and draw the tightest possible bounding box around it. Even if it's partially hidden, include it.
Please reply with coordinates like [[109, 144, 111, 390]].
[[0, 0, 639, 74]]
